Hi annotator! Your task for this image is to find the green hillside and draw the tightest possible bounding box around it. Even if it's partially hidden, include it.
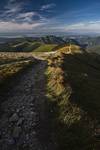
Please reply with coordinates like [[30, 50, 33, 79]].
[[13, 42, 41, 52], [0, 41, 41, 52], [0, 37, 58, 52], [34, 44, 57, 52]]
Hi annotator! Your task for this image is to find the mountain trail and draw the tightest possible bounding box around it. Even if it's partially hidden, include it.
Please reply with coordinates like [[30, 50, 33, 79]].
[[0, 59, 56, 150]]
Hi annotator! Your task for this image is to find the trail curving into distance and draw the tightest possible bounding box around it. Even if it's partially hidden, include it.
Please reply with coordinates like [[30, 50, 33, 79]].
[[0, 57, 56, 150]]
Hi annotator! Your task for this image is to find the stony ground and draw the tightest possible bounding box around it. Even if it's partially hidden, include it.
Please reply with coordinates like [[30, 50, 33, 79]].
[[0, 59, 55, 150]]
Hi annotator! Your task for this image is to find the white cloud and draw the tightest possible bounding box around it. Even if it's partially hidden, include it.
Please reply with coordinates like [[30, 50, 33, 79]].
[[17, 12, 36, 19], [40, 3, 56, 11], [16, 11, 47, 23], [0, 21, 44, 32], [5, 6, 21, 14], [64, 21, 100, 33], [0, 0, 48, 24], [4, 0, 22, 15], [16, 12, 37, 22], [0, 0, 50, 33]]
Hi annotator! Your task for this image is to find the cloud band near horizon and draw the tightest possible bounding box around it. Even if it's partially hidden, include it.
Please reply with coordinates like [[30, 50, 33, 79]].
[[0, 0, 100, 33]]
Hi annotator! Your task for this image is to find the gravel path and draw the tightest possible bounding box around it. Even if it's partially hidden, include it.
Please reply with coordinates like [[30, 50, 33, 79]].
[[0, 60, 55, 150]]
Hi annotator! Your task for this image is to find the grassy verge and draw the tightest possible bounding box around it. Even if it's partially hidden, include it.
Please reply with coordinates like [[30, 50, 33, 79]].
[[0, 60, 32, 84], [45, 47, 100, 149], [0, 56, 37, 105], [0, 52, 32, 64]]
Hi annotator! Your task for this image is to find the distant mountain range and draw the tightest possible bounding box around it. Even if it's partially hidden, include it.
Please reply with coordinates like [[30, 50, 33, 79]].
[[0, 35, 100, 53]]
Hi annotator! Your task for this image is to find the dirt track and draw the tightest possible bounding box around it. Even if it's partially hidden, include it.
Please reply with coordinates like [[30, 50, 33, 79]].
[[0, 58, 56, 150]]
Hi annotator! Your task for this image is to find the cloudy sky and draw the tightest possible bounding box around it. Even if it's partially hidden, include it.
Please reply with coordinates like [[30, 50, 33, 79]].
[[0, 0, 100, 33]]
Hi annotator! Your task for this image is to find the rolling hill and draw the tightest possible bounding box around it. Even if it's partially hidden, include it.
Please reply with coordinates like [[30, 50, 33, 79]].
[[1, 35, 100, 54], [0, 36, 61, 52]]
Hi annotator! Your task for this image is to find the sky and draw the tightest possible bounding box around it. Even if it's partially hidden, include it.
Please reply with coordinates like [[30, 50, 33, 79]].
[[0, 0, 100, 34]]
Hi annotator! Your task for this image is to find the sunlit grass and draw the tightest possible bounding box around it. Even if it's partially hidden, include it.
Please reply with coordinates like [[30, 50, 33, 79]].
[[45, 45, 100, 149], [34, 44, 57, 52], [0, 53, 34, 85]]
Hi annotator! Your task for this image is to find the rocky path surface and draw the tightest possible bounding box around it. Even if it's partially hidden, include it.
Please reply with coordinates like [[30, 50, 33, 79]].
[[0, 60, 55, 150]]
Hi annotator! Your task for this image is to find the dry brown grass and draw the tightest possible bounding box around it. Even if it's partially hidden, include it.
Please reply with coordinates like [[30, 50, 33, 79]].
[[0, 52, 34, 84], [45, 47, 100, 149], [0, 61, 31, 83], [58, 44, 83, 54]]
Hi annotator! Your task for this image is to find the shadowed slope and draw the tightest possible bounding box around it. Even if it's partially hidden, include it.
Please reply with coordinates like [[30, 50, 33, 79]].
[[46, 45, 100, 150]]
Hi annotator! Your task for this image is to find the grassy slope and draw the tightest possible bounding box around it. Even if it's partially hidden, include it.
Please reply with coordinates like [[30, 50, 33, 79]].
[[0, 55, 36, 97], [34, 44, 57, 52], [0, 61, 31, 83], [16, 42, 41, 52], [24, 42, 41, 52], [0, 40, 41, 52], [45, 45, 100, 150], [0, 41, 57, 52], [87, 45, 100, 54], [0, 54, 31, 65], [9, 41, 41, 52]]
